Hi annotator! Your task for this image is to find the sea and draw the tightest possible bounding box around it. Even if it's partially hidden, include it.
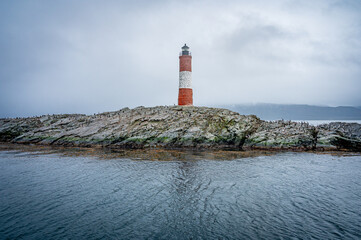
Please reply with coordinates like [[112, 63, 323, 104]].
[[0, 145, 361, 239], [293, 120, 361, 125]]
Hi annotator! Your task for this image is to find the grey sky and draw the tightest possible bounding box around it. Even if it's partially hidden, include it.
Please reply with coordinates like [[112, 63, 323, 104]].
[[1, 0, 361, 117]]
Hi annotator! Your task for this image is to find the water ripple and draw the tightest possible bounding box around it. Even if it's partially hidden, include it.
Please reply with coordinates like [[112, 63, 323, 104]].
[[0, 149, 361, 239]]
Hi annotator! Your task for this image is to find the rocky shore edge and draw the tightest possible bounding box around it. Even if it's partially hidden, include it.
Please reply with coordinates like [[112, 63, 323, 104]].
[[1, 106, 360, 152]]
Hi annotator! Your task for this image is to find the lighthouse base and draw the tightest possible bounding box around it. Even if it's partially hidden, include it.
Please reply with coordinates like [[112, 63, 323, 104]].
[[178, 88, 193, 106]]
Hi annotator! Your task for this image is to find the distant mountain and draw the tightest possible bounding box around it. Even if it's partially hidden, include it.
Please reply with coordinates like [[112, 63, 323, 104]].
[[219, 104, 361, 120]]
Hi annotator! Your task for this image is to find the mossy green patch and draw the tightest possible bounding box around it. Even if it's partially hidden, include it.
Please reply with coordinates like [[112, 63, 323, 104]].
[[0, 129, 23, 141]]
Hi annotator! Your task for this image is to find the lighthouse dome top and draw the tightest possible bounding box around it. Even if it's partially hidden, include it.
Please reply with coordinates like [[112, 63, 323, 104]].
[[182, 44, 190, 50]]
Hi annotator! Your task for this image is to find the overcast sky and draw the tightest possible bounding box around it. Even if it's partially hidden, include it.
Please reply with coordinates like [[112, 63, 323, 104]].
[[1, 0, 361, 117]]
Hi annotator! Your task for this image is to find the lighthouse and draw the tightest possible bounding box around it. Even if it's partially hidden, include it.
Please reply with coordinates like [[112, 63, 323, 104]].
[[178, 44, 193, 106]]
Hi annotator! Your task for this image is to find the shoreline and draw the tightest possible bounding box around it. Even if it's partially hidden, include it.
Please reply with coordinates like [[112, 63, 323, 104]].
[[1, 143, 359, 162], [0, 141, 356, 154]]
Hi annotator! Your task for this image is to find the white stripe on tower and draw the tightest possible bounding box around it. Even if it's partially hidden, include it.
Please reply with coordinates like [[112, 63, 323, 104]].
[[179, 71, 192, 88]]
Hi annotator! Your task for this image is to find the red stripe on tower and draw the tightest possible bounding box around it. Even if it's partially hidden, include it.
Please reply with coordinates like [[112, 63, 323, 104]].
[[178, 44, 193, 106]]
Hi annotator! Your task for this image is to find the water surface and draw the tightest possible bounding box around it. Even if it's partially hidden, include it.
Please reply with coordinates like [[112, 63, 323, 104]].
[[293, 120, 361, 125], [0, 145, 361, 239]]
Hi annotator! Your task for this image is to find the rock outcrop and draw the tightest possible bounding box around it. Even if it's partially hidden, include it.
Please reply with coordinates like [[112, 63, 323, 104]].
[[0, 106, 360, 151], [317, 122, 361, 151]]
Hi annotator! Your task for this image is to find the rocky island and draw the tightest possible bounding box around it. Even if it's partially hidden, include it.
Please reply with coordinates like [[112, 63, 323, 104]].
[[0, 106, 360, 152]]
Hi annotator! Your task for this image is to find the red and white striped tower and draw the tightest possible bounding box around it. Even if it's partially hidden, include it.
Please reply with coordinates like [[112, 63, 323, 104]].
[[178, 44, 193, 106]]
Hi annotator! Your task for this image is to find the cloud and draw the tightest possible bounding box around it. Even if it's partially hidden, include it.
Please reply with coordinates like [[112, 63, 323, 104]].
[[0, 0, 361, 117]]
